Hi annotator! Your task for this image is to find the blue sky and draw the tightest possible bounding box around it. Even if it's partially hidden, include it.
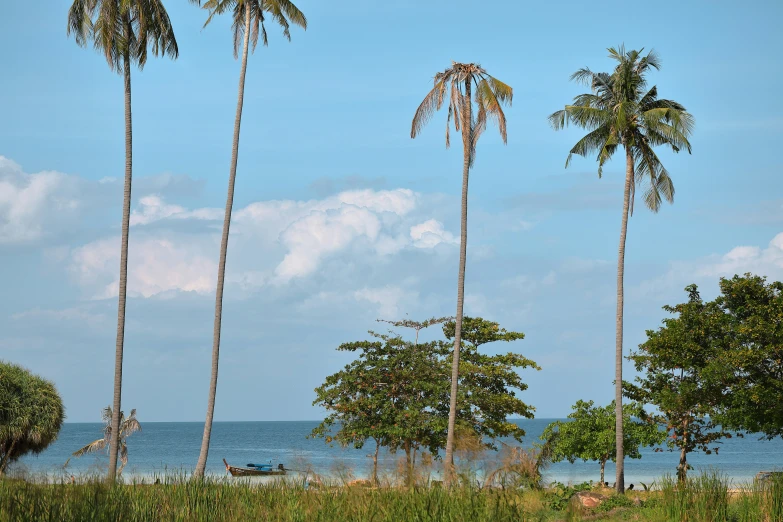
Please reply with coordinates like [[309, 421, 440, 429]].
[[1, 0, 782, 422]]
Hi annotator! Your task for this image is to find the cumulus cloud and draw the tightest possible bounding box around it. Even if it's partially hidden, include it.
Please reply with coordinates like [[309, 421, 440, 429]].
[[0, 156, 81, 243], [70, 236, 217, 299], [130, 195, 221, 226], [631, 232, 783, 302], [66, 186, 459, 297], [410, 219, 458, 248]]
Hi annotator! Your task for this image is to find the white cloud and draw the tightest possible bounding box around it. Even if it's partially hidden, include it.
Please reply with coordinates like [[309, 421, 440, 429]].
[[354, 286, 417, 318], [130, 195, 221, 226], [409, 219, 457, 248], [70, 236, 217, 299], [275, 206, 382, 282], [66, 187, 454, 296], [631, 232, 783, 302], [0, 156, 80, 243]]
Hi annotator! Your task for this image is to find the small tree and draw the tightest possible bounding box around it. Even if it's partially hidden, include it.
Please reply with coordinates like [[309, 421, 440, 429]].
[[311, 331, 447, 486], [0, 361, 65, 476], [540, 400, 666, 484], [67, 406, 141, 476], [627, 284, 734, 481], [312, 316, 538, 486]]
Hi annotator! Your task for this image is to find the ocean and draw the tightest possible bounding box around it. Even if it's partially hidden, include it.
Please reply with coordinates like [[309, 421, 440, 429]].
[[13, 419, 783, 486]]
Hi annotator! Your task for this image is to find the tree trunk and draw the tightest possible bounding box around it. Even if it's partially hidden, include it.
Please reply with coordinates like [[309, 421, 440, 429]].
[[372, 439, 380, 486], [108, 28, 133, 483], [0, 439, 16, 476], [194, 1, 251, 478], [677, 446, 688, 483], [614, 145, 634, 494], [677, 419, 690, 482], [600, 458, 606, 485], [444, 77, 472, 488], [404, 440, 413, 487]]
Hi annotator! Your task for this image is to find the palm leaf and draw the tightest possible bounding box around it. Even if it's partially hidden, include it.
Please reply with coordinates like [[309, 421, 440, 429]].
[[72, 438, 107, 458]]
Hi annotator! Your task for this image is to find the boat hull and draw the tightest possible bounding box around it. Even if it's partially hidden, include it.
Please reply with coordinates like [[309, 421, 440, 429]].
[[223, 459, 286, 477]]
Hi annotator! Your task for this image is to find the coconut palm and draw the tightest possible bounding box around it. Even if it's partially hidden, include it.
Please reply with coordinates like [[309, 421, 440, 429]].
[[67, 0, 178, 482], [68, 407, 141, 476], [188, 0, 307, 478], [411, 62, 512, 485], [549, 46, 694, 493]]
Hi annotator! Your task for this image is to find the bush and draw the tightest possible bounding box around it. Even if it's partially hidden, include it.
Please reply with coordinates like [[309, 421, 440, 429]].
[[0, 361, 65, 476]]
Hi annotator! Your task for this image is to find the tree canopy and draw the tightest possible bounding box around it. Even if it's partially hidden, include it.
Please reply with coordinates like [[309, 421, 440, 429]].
[[540, 400, 666, 484], [626, 284, 737, 481], [549, 45, 694, 214], [0, 361, 65, 476], [709, 274, 783, 437], [311, 317, 538, 484]]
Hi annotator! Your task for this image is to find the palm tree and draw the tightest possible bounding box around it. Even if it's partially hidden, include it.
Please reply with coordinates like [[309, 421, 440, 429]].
[[189, 0, 307, 478], [67, 406, 142, 476], [67, 0, 178, 483], [411, 62, 512, 486], [549, 46, 694, 493]]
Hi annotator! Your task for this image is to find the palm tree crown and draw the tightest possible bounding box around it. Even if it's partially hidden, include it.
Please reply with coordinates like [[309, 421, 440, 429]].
[[69, 407, 141, 475], [549, 46, 694, 213], [411, 62, 512, 164], [67, 0, 179, 72], [192, 0, 307, 57]]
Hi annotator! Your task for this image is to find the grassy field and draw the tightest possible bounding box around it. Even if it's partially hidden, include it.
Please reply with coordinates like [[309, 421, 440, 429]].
[[2, 472, 782, 521]]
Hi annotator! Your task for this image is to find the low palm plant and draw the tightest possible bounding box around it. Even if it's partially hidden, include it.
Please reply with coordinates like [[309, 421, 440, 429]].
[[67, 406, 141, 476]]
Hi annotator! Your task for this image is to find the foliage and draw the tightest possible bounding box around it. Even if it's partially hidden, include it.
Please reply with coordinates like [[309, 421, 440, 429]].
[[0, 361, 65, 476], [67, 0, 179, 73], [540, 400, 666, 483], [0, 479, 542, 522], [441, 317, 539, 447], [67, 407, 141, 476], [411, 63, 513, 159], [311, 317, 538, 483], [544, 481, 593, 511], [191, 0, 307, 58], [626, 284, 736, 481], [708, 274, 783, 438], [549, 45, 694, 214]]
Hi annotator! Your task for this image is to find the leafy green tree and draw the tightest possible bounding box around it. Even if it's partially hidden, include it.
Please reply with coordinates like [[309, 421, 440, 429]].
[[311, 331, 448, 486], [0, 361, 65, 476], [710, 274, 783, 438], [67, 0, 179, 482], [188, 0, 307, 478], [540, 400, 666, 484], [626, 284, 734, 481], [549, 45, 694, 493], [312, 317, 538, 486], [67, 406, 141, 476], [411, 64, 512, 485]]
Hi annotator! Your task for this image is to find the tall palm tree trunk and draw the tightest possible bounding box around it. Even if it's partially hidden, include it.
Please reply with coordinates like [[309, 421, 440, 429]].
[[194, 1, 251, 478], [108, 41, 133, 483], [614, 146, 633, 494], [444, 80, 472, 487]]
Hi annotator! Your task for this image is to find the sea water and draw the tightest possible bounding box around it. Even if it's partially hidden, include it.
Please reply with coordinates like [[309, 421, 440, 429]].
[[13, 419, 783, 486]]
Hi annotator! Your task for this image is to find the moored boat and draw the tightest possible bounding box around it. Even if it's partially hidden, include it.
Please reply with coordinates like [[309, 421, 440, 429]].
[[223, 458, 287, 477]]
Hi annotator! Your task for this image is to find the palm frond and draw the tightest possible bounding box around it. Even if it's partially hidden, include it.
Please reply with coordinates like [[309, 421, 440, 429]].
[[411, 79, 446, 139], [72, 438, 107, 458]]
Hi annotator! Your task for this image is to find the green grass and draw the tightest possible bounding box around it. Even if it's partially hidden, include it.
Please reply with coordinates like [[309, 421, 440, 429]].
[[2, 472, 783, 522]]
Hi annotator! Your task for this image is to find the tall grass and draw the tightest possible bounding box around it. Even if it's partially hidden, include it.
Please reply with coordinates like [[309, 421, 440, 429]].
[[652, 471, 783, 522], [0, 476, 550, 522]]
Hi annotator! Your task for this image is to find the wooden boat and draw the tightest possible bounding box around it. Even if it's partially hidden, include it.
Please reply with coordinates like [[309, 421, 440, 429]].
[[223, 458, 287, 477]]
